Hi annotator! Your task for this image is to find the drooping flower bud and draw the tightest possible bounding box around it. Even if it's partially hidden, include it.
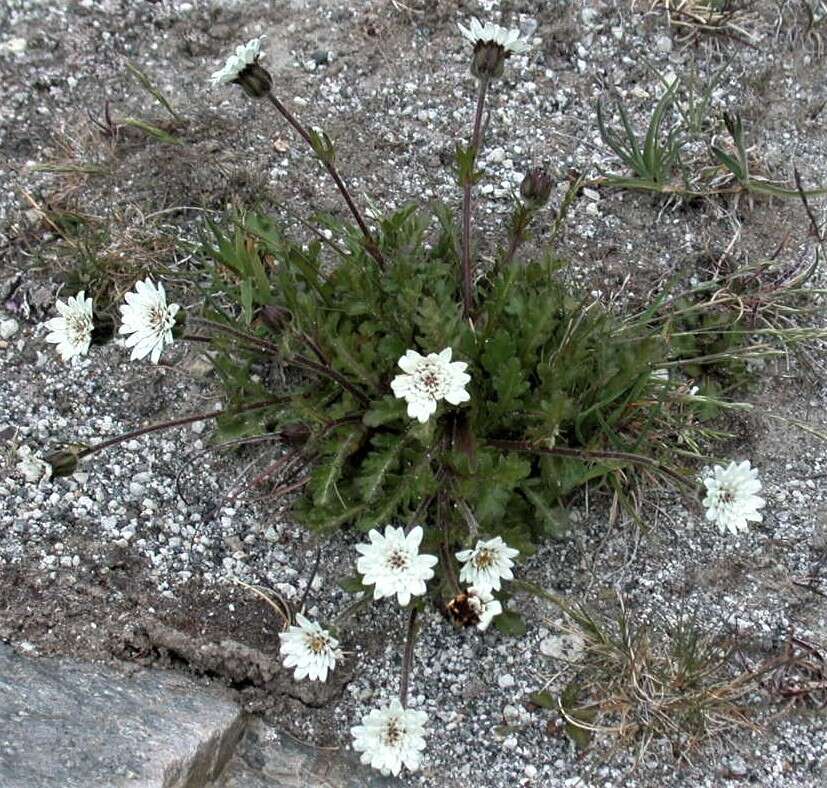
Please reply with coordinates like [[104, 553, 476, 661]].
[[236, 62, 273, 100], [520, 167, 554, 208], [471, 42, 507, 80], [44, 446, 82, 478]]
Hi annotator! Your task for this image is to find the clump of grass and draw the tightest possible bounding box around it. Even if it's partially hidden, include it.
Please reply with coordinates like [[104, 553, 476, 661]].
[[533, 596, 757, 762], [531, 594, 827, 764], [596, 79, 827, 203]]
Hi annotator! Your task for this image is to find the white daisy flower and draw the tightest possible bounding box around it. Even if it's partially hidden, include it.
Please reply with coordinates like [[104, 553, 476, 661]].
[[16, 446, 52, 484], [456, 536, 519, 593], [210, 36, 265, 87], [44, 291, 94, 362], [458, 17, 531, 55], [467, 587, 502, 631], [702, 460, 765, 535], [118, 277, 179, 364], [351, 699, 428, 776], [390, 348, 471, 424], [355, 525, 438, 607], [278, 613, 341, 682]]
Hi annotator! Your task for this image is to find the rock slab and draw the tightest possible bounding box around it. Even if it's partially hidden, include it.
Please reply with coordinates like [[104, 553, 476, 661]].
[[216, 719, 397, 788], [0, 644, 245, 787]]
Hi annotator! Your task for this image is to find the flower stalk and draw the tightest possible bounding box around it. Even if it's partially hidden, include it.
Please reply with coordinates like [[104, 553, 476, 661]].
[[461, 75, 490, 318], [74, 398, 284, 461], [399, 607, 419, 708], [265, 93, 385, 269]]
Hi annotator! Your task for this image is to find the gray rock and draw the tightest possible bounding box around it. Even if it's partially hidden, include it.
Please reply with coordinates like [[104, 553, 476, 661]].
[[0, 643, 245, 787], [0, 318, 18, 339], [216, 718, 396, 788]]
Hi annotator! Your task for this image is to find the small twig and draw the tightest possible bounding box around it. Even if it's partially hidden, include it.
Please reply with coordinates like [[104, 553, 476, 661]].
[[298, 547, 323, 613], [794, 167, 825, 247], [191, 317, 282, 354], [232, 577, 292, 627], [175, 432, 285, 506]]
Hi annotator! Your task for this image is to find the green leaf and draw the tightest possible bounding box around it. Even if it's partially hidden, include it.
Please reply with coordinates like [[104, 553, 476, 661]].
[[710, 145, 745, 183], [363, 397, 406, 427], [355, 433, 408, 503], [530, 691, 556, 709], [240, 279, 254, 325], [122, 117, 183, 145], [126, 61, 180, 120], [520, 485, 570, 537], [337, 575, 365, 594], [310, 427, 364, 507], [560, 683, 597, 750], [493, 610, 527, 637], [297, 502, 365, 532]]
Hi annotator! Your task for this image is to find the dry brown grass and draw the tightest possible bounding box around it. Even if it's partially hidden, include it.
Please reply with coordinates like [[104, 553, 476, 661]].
[[534, 593, 827, 765]]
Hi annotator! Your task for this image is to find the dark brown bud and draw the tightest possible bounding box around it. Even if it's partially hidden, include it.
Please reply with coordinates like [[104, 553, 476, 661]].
[[235, 62, 273, 99], [519, 167, 554, 208], [471, 42, 506, 80], [258, 305, 291, 333], [445, 591, 483, 629], [44, 446, 81, 478], [279, 423, 311, 445]]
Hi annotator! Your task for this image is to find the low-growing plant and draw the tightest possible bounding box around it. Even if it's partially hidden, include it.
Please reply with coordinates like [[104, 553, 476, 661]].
[[26, 17, 827, 778]]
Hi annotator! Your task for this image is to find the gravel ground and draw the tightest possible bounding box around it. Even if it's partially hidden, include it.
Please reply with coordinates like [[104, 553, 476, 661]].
[[2, 0, 827, 785]]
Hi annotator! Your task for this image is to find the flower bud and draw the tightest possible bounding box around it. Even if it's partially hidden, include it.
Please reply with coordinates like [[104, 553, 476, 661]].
[[471, 42, 506, 80], [279, 423, 311, 445], [520, 168, 554, 208], [236, 63, 273, 99], [445, 591, 482, 629], [44, 446, 81, 478], [258, 305, 291, 333]]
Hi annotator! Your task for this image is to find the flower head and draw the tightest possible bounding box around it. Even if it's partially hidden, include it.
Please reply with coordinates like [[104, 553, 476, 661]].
[[356, 525, 437, 607], [210, 36, 272, 98], [278, 613, 341, 682], [16, 446, 51, 484], [118, 278, 180, 364], [351, 699, 428, 776], [458, 17, 530, 79], [446, 587, 502, 631], [44, 291, 94, 362], [390, 348, 471, 424], [702, 460, 765, 535], [456, 536, 519, 593]]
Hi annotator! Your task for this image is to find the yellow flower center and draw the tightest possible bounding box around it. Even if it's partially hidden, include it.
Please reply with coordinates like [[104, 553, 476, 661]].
[[306, 633, 329, 654], [384, 719, 404, 746], [473, 548, 495, 569]]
